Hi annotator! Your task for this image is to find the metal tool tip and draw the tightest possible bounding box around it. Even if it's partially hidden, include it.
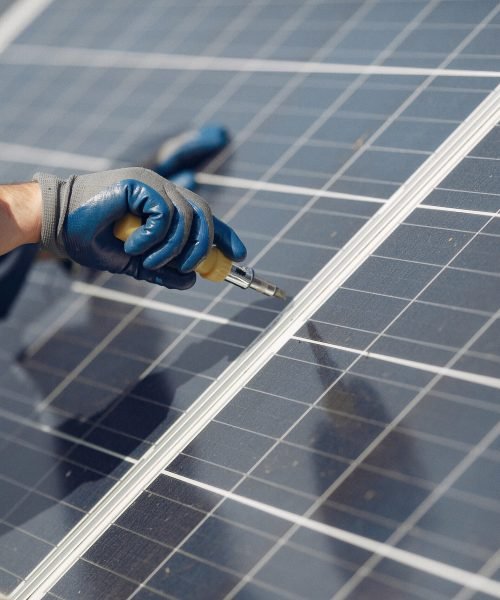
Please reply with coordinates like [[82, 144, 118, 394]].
[[273, 287, 287, 301]]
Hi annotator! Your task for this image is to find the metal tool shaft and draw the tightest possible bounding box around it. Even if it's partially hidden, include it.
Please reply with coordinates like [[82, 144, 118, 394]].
[[225, 265, 286, 299]]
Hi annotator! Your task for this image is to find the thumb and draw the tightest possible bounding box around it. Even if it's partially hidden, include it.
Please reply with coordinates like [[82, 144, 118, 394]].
[[213, 217, 247, 262]]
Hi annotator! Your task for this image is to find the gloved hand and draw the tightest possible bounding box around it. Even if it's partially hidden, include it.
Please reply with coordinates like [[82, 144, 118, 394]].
[[34, 167, 246, 290]]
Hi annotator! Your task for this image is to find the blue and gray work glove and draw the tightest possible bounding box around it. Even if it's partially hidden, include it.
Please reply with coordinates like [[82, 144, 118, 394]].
[[34, 167, 246, 290], [34, 124, 246, 290]]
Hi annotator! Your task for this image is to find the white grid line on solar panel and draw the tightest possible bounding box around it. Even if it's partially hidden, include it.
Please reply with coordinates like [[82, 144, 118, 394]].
[[146, 346, 498, 596], [0, 4, 180, 147], [58, 440, 500, 600], [54, 531, 486, 600], [0, 372, 211, 457], [174, 431, 500, 511], [6, 299, 500, 456], [32, 456, 496, 600], [5, 316, 500, 475], [7, 1, 241, 150], [10, 352, 497, 480], [15, 390, 500, 492], [12, 75, 500, 600], [262, 207, 500, 481], [5, 43, 500, 78], [330, 431, 500, 598], [0, 2, 271, 156], [3, 378, 500, 505], [188, 0, 386, 139]]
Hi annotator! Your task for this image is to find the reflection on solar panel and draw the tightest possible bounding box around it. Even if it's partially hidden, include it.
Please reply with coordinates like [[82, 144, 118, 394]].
[[0, 0, 498, 599]]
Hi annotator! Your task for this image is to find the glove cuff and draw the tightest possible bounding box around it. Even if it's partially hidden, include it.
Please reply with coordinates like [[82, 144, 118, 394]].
[[33, 172, 72, 258]]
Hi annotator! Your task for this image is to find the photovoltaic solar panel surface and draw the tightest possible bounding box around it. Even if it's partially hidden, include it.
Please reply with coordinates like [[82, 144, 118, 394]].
[[0, 0, 498, 598], [44, 126, 500, 600]]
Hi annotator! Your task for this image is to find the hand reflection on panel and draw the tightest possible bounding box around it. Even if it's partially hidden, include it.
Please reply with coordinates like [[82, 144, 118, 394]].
[[299, 321, 417, 594], [0, 291, 177, 594], [0, 290, 277, 596]]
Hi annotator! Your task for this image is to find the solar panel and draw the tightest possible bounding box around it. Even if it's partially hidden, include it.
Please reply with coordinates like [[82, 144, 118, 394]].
[[0, 0, 498, 598]]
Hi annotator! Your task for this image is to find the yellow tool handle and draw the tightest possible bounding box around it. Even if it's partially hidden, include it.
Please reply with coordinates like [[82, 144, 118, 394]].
[[113, 214, 232, 283]]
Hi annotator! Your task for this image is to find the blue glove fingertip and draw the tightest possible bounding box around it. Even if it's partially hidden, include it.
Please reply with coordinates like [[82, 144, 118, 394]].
[[198, 124, 230, 151]]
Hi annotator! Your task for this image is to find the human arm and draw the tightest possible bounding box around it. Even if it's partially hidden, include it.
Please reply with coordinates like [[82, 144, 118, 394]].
[[0, 181, 42, 255]]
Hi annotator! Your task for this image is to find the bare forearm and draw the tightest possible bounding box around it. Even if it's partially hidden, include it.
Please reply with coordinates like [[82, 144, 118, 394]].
[[0, 182, 42, 255]]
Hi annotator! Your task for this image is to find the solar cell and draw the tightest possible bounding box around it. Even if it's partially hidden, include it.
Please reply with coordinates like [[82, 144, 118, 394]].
[[0, 0, 498, 598]]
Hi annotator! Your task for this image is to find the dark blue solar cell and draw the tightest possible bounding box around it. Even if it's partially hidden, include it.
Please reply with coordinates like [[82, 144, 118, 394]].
[[217, 387, 307, 438], [51, 559, 136, 600], [149, 552, 240, 599], [285, 407, 384, 461], [183, 420, 274, 473], [257, 544, 354, 599], [416, 495, 500, 552], [83, 525, 168, 582], [326, 468, 429, 522], [181, 516, 274, 573], [116, 491, 206, 548]]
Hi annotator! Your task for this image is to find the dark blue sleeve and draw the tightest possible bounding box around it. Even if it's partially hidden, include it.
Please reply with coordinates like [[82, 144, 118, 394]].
[[0, 245, 38, 319]]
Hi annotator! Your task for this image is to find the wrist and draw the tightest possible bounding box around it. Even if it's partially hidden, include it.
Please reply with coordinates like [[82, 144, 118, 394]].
[[0, 182, 42, 255]]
